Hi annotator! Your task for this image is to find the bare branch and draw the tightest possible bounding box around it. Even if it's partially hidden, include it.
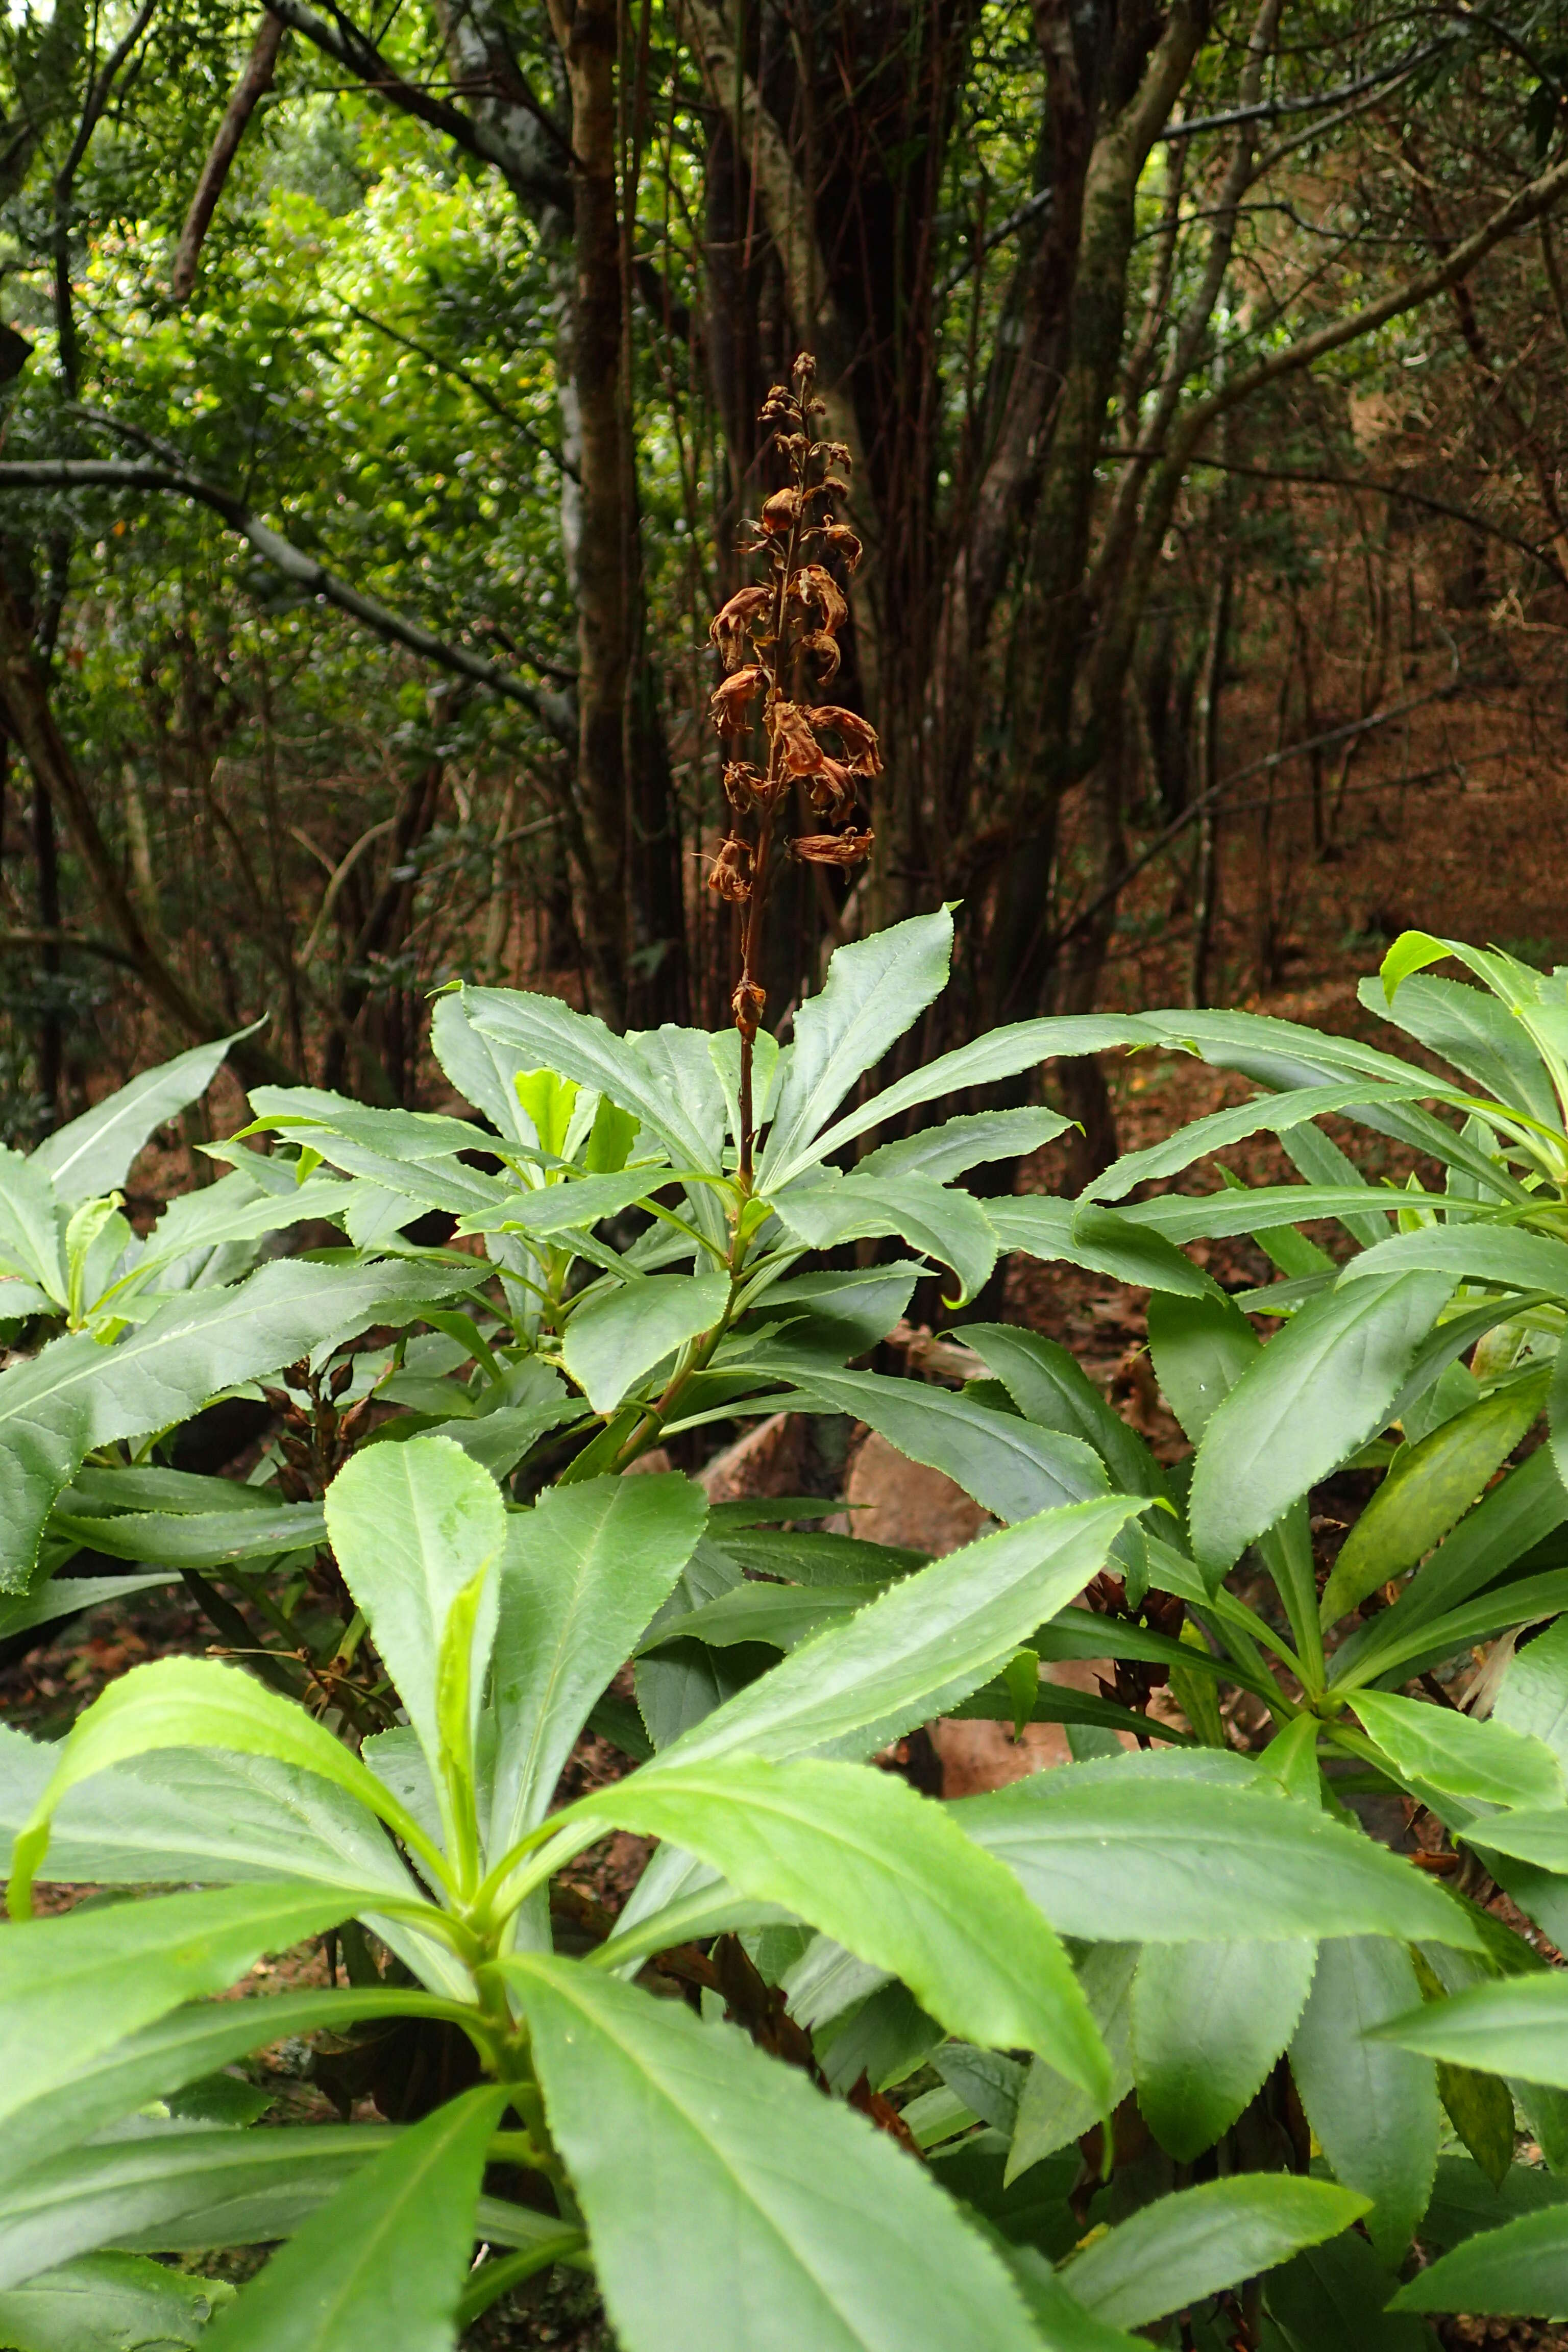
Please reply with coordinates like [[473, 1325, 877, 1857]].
[[171, 13, 286, 302], [0, 448, 576, 745], [1159, 33, 1453, 140]]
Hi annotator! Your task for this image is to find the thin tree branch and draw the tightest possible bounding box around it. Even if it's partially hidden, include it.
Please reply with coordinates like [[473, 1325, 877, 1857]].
[[1158, 33, 1453, 140], [0, 448, 576, 744], [170, 13, 287, 301], [262, 0, 569, 209]]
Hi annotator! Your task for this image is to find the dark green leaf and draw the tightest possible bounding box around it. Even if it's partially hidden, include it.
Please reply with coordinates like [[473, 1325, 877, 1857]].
[[1059, 2175, 1367, 2328], [1131, 1939, 1317, 2161], [1290, 1938, 1440, 2263], [1390, 2202, 1568, 2314]]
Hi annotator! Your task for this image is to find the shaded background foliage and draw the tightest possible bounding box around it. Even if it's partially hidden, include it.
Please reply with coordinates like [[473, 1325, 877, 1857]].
[[0, 0, 1564, 1142]]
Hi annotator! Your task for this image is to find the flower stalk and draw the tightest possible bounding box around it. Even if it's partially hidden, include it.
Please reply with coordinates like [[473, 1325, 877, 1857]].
[[705, 351, 881, 1184]]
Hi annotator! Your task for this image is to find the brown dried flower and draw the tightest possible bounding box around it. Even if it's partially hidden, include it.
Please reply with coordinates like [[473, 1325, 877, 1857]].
[[760, 487, 802, 533], [722, 760, 767, 815], [732, 977, 767, 1036], [706, 836, 753, 901], [805, 755, 857, 822], [791, 565, 848, 634], [708, 585, 772, 672], [792, 829, 875, 866], [768, 699, 826, 776], [800, 630, 841, 683], [709, 665, 765, 737], [810, 705, 883, 777], [822, 523, 863, 574]]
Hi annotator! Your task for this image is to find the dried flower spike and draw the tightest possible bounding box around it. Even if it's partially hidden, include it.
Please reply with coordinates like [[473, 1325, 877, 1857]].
[[702, 351, 883, 1182]]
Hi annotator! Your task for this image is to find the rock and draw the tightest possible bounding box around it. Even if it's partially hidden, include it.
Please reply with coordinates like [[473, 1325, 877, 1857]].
[[843, 1432, 987, 1556], [698, 1412, 815, 1504]]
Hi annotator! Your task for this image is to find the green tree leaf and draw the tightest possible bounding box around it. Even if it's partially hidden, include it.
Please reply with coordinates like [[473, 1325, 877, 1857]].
[[1390, 2202, 1568, 2314], [650, 1497, 1152, 1769], [33, 1034, 246, 1208], [985, 1197, 1219, 1296], [1290, 1938, 1440, 2262], [0, 2250, 234, 2351], [561, 1270, 729, 1413], [963, 1325, 1166, 1496], [559, 1755, 1110, 2101], [1373, 1974, 1568, 2084], [1495, 1616, 1568, 1769], [0, 1988, 477, 2200], [1189, 1271, 1455, 1570], [201, 2086, 506, 2352], [1082, 1081, 1442, 1208], [1353, 1690, 1564, 1809], [771, 1174, 998, 1307], [462, 987, 724, 1173], [857, 1107, 1071, 1182], [1060, 2175, 1367, 2328], [326, 1436, 505, 1860], [1265, 2230, 1433, 2350], [1131, 1939, 1317, 2161], [1437, 2055, 1515, 2190], [1320, 1378, 1550, 1624], [957, 1763, 1480, 1947], [500, 1950, 1044, 2352], [755, 1364, 1109, 1522], [487, 1469, 707, 1854], [1007, 1945, 1138, 2180], [0, 1884, 358, 2139], [8, 1656, 448, 1908], [758, 910, 955, 1187]]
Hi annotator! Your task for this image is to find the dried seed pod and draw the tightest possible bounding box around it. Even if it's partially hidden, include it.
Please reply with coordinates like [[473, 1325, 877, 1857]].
[[811, 705, 883, 776], [709, 664, 766, 736], [329, 1360, 355, 1400], [707, 836, 753, 901], [791, 828, 875, 866], [731, 977, 767, 1037], [760, 487, 802, 533], [816, 442, 852, 471], [708, 585, 772, 672]]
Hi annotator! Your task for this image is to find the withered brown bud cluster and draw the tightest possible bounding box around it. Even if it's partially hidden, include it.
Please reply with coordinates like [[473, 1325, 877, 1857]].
[[703, 352, 878, 942]]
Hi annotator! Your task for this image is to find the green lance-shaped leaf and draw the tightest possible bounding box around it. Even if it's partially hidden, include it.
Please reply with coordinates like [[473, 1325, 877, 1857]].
[[647, 1496, 1152, 1770], [1338, 1222, 1568, 1295], [962, 1323, 1166, 1497], [429, 993, 543, 1149], [1389, 2201, 1568, 2316], [1266, 2228, 1443, 2350], [1495, 1614, 1568, 1771], [1106, 1183, 1398, 1246], [0, 1884, 360, 2138], [0, 1721, 429, 1904], [1290, 1937, 1440, 2264], [1551, 1339, 1568, 1503], [985, 1195, 1220, 1297], [0, 1573, 174, 1649], [0, 2128, 398, 2289], [1320, 1375, 1551, 1624], [500, 1950, 1044, 2352], [326, 1436, 505, 1861], [1059, 2175, 1369, 2330], [461, 987, 725, 1173], [51, 1500, 327, 1566], [1131, 1938, 1318, 2161], [1353, 1690, 1565, 1810], [1360, 969, 1560, 1126], [955, 1761, 1481, 1948], [0, 1987, 481, 2200], [1081, 1079, 1448, 1207], [1007, 1944, 1139, 2182], [561, 1269, 730, 1414], [0, 1144, 66, 1303], [0, 2251, 234, 2351], [1374, 1973, 1568, 2087], [1188, 1270, 1455, 1571], [0, 1255, 482, 1591], [856, 1106, 1072, 1183], [1146, 1285, 1259, 1444], [34, 1032, 249, 1208], [556, 1755, 1110, 2103], [456, 1166, 678, 1241], [1437, 2053, 1516, 2191], [758, 909, 955, 1188], [200, 2086, 507, 2352], [755, 1363, 1109, 1523], [770, 1173, 998, 1306], [486, 1470, 707, 1856], [7, 1654, 449, 1912]]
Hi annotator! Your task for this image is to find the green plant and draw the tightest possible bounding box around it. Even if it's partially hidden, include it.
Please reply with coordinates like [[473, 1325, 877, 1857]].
[[962, 927, 1568, 2326]]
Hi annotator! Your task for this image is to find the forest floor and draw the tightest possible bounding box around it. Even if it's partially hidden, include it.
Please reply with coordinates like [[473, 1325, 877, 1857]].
[[4, 663, 1567, 2348]]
